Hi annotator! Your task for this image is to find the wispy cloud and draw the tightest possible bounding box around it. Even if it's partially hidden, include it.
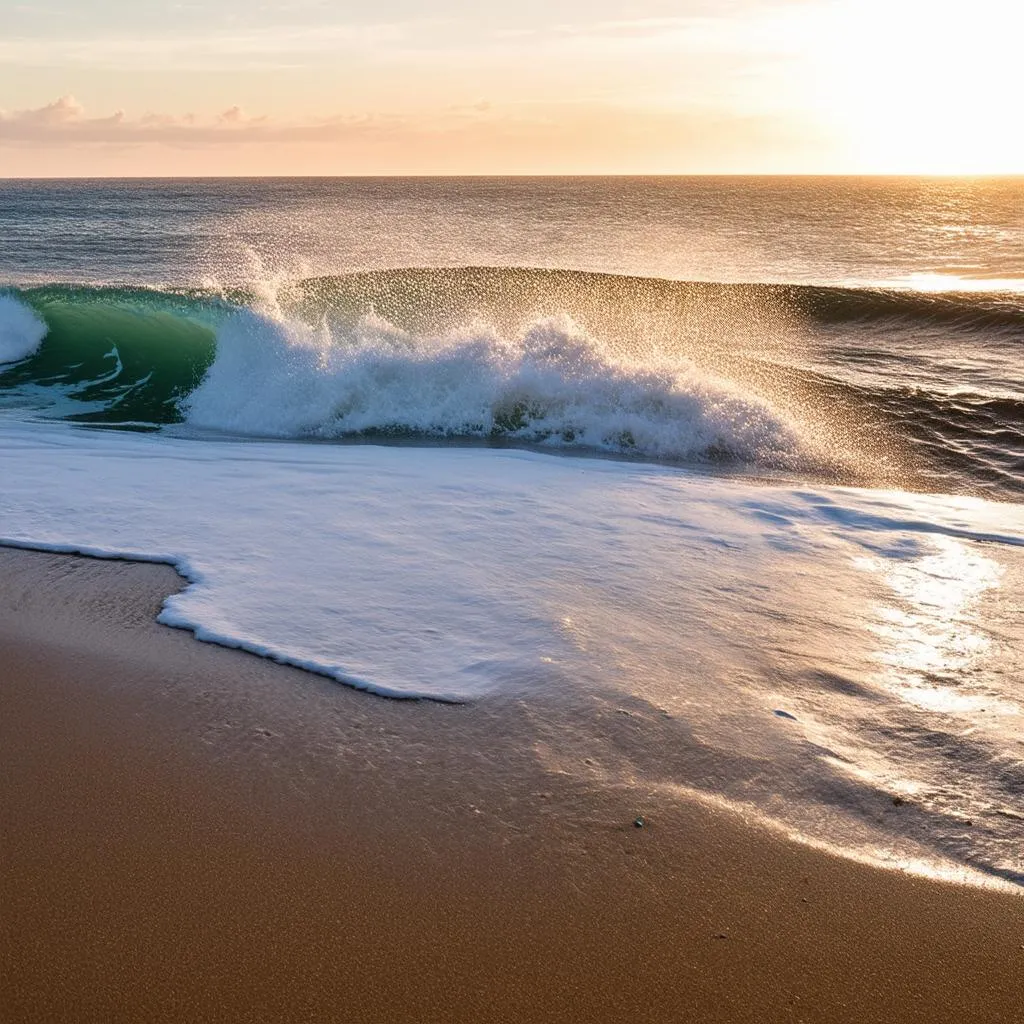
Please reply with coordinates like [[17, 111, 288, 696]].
[[0, 4, 812, 72], [0, 21, 408, 71]]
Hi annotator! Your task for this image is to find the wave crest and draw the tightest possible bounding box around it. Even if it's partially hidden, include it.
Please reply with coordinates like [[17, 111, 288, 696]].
[[0, 294, 47, 365], [182, 309, 807, 466]]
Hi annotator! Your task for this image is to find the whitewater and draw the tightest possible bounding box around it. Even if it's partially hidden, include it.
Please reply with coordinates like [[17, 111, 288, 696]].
[[1, 176, 1023, 889]]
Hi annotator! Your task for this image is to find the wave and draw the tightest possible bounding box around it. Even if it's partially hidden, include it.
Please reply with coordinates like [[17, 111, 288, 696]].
[[0, 294, 48, 365], [182, 307, 807, 467], [2, 269, 1023, 494], [279, 266, 1024, 338], [763, 365, 1024, 498], [0, 284, 218, 424]]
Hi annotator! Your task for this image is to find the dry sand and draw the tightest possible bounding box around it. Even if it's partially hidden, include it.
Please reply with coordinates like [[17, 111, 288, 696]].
[[1, 546, 1022, 1023]]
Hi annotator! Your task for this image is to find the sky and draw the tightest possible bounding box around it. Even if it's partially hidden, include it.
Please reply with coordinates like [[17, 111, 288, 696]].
[[0, 0, 1021, 176]]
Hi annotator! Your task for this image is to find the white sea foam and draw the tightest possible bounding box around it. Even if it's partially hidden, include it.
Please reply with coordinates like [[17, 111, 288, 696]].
[[183, 308, 806, 466], [0, 294, 47, 364], [2, 418, 1023, 886]]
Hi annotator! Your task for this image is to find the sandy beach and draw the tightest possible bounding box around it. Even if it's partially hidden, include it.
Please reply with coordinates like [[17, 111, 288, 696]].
[[2, 545, 1022, 1023]]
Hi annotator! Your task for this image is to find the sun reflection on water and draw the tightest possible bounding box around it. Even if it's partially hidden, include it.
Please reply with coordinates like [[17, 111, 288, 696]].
[[856, 536, 1017, 715]]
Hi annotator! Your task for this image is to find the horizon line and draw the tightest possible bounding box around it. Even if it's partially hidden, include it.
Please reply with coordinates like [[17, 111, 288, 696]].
[[2, 172, 1024, 181]]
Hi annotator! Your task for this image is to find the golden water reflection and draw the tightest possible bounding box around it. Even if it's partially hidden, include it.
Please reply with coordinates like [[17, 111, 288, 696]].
[[856, 536, 1011, 715]]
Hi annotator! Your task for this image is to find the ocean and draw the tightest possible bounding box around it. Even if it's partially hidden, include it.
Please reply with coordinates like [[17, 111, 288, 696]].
[[1, 176, 1022, 887]]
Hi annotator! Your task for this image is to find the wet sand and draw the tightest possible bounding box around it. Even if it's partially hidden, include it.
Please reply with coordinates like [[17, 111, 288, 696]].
[[1, 546, 1022, 1023]]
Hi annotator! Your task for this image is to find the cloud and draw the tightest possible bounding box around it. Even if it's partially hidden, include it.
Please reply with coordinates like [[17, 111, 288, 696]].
[[15, 94, 86, 125], [0, 96, 390, 145], [0, 4, 816, 72], [0, 21, 412, 71], [0, 94, 821, 176]]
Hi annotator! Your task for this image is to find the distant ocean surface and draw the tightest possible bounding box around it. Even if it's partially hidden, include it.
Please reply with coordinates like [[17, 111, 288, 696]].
[[2, 177, 1022, 887]]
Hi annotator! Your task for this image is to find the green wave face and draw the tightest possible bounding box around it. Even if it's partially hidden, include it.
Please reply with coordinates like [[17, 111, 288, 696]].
[[0, 286, 220, 425]]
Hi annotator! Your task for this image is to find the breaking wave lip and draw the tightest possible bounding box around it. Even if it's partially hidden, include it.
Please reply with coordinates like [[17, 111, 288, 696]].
[[0, 293, 48, 365], [181, 306, 811, 469]]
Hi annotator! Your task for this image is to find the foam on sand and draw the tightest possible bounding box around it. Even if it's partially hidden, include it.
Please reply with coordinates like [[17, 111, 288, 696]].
[[1, 417, 1022, 885]]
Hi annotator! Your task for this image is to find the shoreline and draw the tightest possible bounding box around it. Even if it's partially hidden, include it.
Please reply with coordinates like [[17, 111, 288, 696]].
[[2, 545, 1022, 1022]]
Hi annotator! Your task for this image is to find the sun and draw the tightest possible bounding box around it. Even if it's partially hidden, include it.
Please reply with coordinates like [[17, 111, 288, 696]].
[[809, 0, 1024, 174]]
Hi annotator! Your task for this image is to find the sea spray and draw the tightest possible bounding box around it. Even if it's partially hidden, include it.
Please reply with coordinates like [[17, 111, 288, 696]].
[[183, 306, 808, 466]]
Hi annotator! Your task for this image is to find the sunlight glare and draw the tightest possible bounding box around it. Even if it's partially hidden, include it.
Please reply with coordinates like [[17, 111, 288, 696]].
[[812, 0, 1024, 173], [857, 536, 1019, 716]]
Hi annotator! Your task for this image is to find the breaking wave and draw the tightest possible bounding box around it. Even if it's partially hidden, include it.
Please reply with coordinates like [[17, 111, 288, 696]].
[[182, 307, 806, 466], [2, 268, 1022, 493], [0, 294, 48, 365]]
